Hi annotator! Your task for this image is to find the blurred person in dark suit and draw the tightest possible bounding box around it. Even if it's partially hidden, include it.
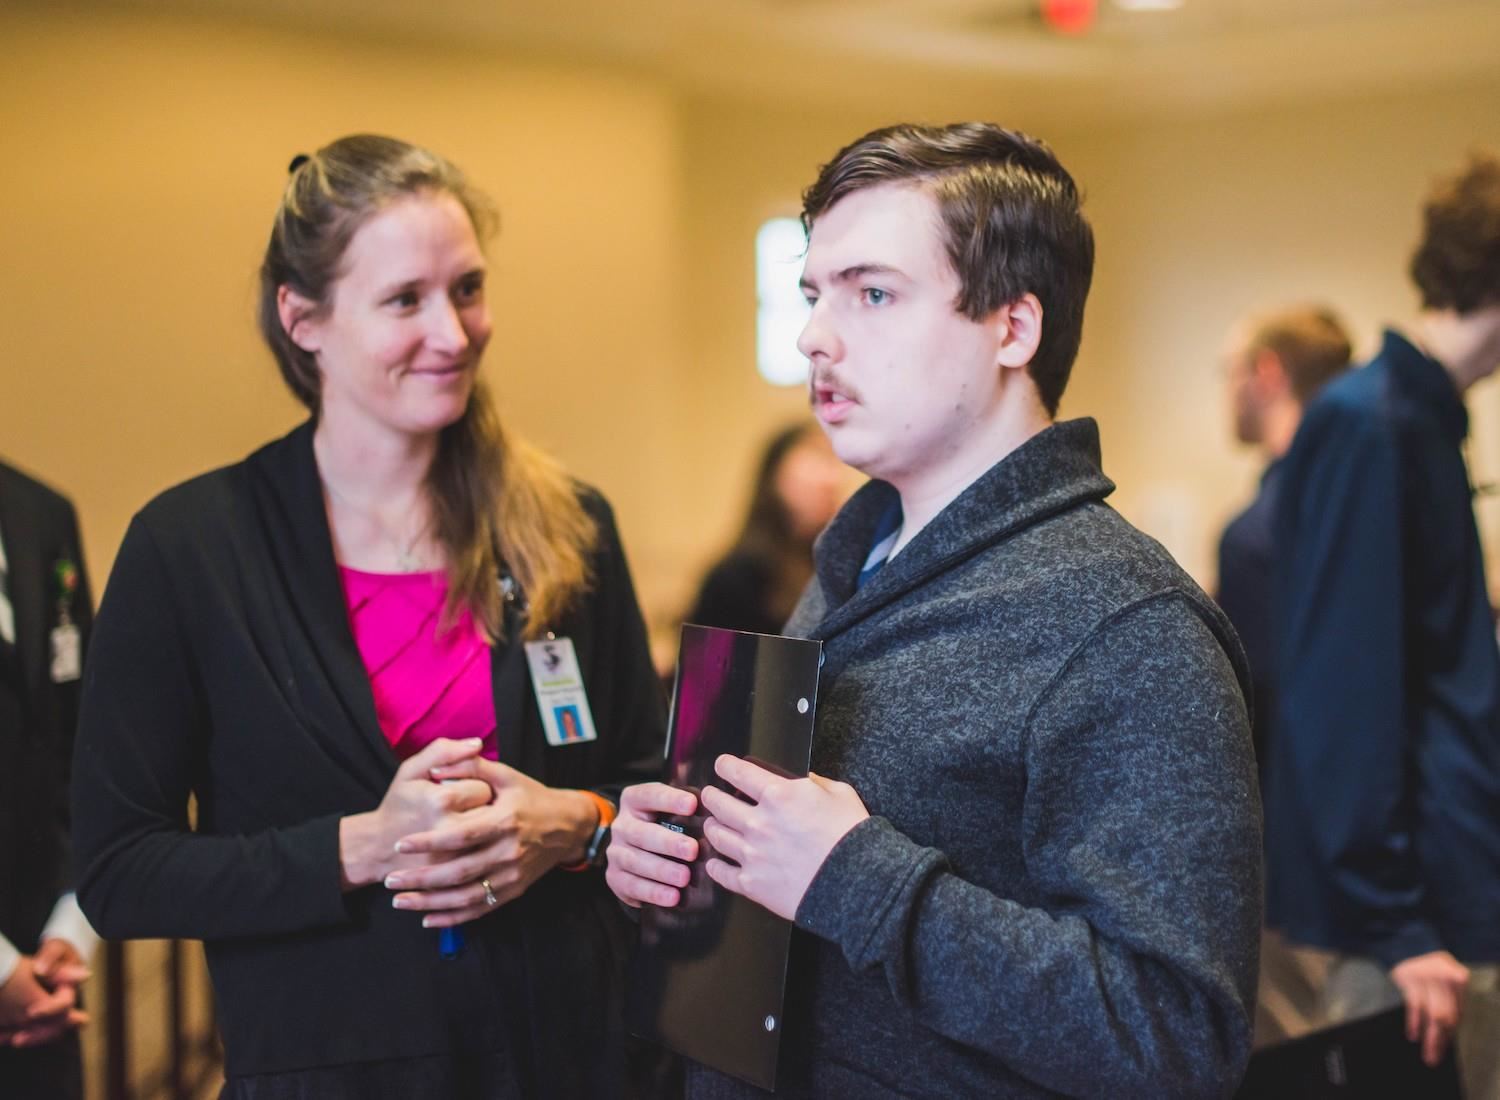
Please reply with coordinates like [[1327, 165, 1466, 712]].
[[0, 459, 96, 1100]]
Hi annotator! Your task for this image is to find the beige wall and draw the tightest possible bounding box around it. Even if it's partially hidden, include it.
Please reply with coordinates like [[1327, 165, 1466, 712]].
[[0, 11, 689, 1094], [11, 7, 1496, 612], [670, 82, 1500, 589], [1058, 79, 1500, 584], [0, 6, 688, 618], [678, 81, 1500, 591], [668, 100, 883, 612]]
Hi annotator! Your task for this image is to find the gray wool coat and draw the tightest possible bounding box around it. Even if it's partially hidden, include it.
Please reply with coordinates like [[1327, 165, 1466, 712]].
[[688, 418, 1262, 1099]]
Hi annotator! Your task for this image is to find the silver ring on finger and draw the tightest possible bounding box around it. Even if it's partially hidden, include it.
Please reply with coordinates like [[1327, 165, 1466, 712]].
[[481, 878, 498, 907]]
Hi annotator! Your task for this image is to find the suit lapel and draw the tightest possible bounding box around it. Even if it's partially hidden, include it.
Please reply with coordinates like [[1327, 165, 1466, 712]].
[[809, 419, 1116, 647]]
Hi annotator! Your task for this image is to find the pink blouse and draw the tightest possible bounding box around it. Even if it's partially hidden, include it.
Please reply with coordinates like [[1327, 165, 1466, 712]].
[[338, 566, 498, 761]]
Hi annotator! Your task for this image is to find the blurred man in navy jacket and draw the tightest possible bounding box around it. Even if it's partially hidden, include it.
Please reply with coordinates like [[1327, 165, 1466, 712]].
[[1218, 304, 1352, 776], [1216, 305, 1351, 1048], [1269, 153, 1500, 1095]]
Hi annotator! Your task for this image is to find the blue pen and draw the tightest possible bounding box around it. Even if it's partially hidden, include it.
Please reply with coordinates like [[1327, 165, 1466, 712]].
[[432, 772, 476, 959]]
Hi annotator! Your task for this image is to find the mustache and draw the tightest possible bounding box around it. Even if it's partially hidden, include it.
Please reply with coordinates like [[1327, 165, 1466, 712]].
[[809, 369, 860, 404]]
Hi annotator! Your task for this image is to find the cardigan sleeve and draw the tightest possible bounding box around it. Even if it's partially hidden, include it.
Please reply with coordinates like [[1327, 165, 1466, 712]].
[[72, 515, 353, 942], [581, 492, 667, 805], [795, 594, 1261, 1098]]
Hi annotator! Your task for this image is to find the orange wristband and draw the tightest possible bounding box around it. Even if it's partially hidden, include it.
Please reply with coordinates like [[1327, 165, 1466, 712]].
[[560, 791, 617, 872]]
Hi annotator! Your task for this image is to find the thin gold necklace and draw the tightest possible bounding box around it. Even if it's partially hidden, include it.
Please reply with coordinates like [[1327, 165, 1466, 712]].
[[322, 479, 434, 573]]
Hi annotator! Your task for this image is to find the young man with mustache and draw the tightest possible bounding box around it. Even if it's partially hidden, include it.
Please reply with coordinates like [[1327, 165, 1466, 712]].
[[608, 123, 1262, 1098]]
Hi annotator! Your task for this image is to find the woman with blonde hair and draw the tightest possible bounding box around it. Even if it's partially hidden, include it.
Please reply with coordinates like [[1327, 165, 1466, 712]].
[[72, 135, 664, 1098]]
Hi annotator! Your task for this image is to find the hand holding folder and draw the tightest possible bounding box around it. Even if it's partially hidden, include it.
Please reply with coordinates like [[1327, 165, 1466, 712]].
[[622, 625, 824, 1092], [699, 754, 868, 923]]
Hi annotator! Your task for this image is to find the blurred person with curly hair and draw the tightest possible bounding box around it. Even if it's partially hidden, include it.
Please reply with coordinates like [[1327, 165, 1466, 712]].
[[1269, 151, 1500, 1094]]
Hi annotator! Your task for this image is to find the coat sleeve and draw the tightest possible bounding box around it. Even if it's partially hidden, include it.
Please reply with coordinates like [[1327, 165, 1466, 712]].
[[795, 594, 1261, 1098], [72, 516, 353, 942], [1272, 401, 1439, 967]]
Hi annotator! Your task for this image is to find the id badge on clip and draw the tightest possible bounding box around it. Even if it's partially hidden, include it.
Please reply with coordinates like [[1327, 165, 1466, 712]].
[[50, 624, 81, 683], [523, 636, 599, 747]]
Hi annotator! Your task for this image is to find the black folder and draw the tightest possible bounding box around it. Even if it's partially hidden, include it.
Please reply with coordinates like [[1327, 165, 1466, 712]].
[[1236, 1007, 1462, 1099], [626, 624, 823, 1092]]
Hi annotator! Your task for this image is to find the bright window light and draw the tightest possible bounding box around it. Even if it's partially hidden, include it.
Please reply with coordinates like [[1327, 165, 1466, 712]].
[[756, 217, 812, 386]]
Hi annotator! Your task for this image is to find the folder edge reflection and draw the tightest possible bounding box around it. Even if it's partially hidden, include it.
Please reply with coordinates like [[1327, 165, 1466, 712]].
[[626, 624, 823, 1092]]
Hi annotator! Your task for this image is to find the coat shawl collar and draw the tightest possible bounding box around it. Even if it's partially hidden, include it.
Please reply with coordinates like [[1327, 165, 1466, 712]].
[[808, 418, 1115, 643]]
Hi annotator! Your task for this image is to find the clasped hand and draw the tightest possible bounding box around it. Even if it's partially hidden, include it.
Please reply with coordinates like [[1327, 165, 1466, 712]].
[[606, 754, 868, 922], [0, 939, 90, 1049], [345, 737, 596, 928]]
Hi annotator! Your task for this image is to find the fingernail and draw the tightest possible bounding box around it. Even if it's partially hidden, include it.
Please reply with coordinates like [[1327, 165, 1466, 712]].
[[392, 896, 413, 909], [394, 841, 410, 854], [422, 916, 435, 928], [384, 874, 404, 889]]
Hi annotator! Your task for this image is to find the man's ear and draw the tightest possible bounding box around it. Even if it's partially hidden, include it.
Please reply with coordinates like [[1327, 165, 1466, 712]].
[[277, 286, 323, 354], [1253, 347, 1292, 398], [994, 293, 1043, 370]]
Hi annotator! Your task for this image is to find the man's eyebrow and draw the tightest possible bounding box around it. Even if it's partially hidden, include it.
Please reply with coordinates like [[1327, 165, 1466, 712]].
[[799, 263, 906, 292]]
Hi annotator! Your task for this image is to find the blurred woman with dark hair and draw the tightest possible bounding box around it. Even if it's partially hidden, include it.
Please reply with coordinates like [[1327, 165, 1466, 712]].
[[685, 423, 846, 636]]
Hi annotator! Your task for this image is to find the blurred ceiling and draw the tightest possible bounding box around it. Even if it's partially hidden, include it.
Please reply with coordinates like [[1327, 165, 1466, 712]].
[[67, 0, 1500, 126]]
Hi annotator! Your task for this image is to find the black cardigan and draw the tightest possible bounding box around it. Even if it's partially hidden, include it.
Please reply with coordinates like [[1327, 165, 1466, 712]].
[[71, 422, 666, 1086]]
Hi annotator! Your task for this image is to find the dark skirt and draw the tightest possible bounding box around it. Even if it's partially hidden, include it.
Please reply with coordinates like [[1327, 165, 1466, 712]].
[[219, 953, 522, 1100], [221, 1048, 521, 1100], [0, 1030, 84, 1100]]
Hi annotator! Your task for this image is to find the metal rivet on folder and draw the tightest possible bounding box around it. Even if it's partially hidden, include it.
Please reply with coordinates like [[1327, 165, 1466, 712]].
[[764, 1015, 777, 1032], [796, 698, 809, 714]]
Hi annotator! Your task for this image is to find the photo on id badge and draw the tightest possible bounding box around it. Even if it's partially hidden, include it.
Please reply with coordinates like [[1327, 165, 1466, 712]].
[[553, 704, 584, 744]]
